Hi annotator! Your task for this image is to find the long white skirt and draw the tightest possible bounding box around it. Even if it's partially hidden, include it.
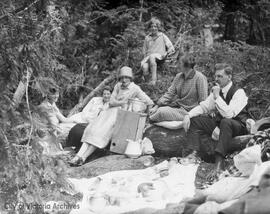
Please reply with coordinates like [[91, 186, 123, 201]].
[[81, 108, 118, 149]]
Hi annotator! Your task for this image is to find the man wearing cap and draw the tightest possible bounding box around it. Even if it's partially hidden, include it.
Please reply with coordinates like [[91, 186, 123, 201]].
[[68, 66, 153, 166], [182, 63, 250, 180], [141, 17, 175, 85]]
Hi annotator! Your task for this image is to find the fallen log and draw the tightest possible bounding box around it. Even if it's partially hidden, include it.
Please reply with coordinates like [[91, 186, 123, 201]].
[[68, 72, 117, 117], [143, 125, 253, 158]]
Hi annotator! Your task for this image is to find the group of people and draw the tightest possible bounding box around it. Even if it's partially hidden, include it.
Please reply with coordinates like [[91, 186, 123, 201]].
[[40, 56, 250, 179], [35, 16, 270, 214], [39, 17, 254, 181], [39, 66, 154, 166], [149, 57, 251, 180]]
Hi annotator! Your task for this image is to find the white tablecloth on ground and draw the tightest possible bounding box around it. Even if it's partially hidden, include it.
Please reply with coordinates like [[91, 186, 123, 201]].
[[69, 161, 198, 214]]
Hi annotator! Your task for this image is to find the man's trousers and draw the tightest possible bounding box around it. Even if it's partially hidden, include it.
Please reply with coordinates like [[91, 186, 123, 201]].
[[186, 115, 248, 157]]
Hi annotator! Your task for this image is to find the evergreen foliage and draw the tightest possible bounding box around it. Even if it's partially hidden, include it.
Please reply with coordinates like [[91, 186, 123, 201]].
[[0, 0, 269, 212]]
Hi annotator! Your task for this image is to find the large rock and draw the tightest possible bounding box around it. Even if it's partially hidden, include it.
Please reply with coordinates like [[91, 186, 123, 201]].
[[143, 126, 188, 157]]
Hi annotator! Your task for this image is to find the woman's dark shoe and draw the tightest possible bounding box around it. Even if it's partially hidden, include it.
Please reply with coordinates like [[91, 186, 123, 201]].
[[68, 156, 84, 167]]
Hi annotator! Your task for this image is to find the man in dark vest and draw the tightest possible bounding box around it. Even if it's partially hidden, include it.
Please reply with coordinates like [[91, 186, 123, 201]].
[[182, 63, 249, 180]]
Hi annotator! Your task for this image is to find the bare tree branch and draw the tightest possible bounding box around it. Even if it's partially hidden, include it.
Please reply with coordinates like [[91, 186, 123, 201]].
[[68, 72, 117, 117]]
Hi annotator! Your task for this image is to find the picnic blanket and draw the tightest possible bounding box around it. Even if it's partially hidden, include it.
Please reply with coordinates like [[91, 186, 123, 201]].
[[69, 161, 198, 214], [246, 127, 270, 161]]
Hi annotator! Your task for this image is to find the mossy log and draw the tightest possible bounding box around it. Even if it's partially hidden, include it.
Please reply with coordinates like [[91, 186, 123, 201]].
[[143, 125, 253, 158]]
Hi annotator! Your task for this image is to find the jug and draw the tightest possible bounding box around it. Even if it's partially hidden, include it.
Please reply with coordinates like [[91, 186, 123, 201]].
[[124, 139, 142, 158], [128, 98, 146, 113]]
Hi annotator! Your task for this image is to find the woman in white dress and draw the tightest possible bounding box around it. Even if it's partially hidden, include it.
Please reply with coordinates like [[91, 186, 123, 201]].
[[65, 86, 112, 150]]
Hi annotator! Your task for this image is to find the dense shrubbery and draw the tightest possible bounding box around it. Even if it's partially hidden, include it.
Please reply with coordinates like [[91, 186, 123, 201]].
[[0, 0, 269, 212], [141, 39, 270, 120], [201, 41, 270, 119]]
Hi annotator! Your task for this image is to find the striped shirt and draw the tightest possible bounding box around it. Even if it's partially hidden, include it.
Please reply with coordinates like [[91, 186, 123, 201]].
[[158, 69, 208, 111]]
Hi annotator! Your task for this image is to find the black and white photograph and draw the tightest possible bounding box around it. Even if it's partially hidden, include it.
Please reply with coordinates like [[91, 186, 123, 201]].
[[0, 0, 270, 213]]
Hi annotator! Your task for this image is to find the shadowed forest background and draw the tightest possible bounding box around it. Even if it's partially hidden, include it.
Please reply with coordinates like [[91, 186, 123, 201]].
[[0, 0, 270, 213]]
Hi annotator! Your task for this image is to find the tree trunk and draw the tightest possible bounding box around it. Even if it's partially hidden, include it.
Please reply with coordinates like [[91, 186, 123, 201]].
[[224, 12, 237, 41], [12, 67, 33, 108], [202, 27, 214, 48], [139, 0, 144, 22], [222, 0, 244, 42], [68, 73, 116, 117]]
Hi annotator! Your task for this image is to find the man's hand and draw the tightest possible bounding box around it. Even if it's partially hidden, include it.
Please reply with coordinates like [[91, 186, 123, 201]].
[[212, 84, 221, 100], [145, 104, 153, 115], [149, 105, 158, 115], [183, 114, 191, 133], [162, 52, 168, 59]]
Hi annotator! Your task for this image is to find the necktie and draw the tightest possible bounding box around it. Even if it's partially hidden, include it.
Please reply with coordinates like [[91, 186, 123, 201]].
[[219, 90, 225, 100]]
